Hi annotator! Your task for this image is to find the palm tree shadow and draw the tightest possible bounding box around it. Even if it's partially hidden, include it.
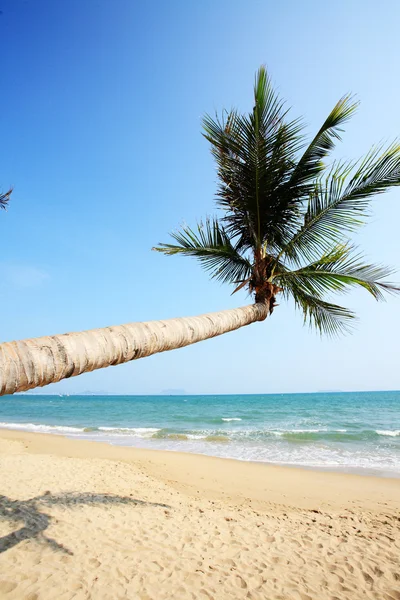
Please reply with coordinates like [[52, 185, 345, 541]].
[[0, 492, 170, 555]]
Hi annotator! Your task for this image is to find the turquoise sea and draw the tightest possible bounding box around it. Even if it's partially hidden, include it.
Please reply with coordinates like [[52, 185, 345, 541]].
[[1, 391, 400, 476]]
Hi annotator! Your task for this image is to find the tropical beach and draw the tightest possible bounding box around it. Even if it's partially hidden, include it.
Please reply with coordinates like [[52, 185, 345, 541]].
[[2, 1, 400, 599], [1, 391, 400, 599], [1, 428, 400, 600]]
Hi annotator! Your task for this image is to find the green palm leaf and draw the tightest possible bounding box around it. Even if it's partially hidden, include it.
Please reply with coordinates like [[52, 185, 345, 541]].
[[279, 142, 400, 264], [289, 288, 356, 336], [341, 141, 400, 200], [153, 218, 252, 285], [275, 245, 400, 301], [202, 67, 305, 251], [287, 95, 358, 190], [0, 188, 12, 210]]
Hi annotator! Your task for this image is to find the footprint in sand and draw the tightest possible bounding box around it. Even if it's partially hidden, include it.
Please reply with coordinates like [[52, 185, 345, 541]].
[[0, 581, 17, 594]]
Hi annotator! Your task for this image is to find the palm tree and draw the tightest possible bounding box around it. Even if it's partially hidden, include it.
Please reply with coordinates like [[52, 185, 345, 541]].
[[155, 68, 400, 332], [1, 67, 399, 396]]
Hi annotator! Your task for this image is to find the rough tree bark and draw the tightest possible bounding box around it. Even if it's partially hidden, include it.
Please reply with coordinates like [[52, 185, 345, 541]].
[[0, 303, 269, 396]]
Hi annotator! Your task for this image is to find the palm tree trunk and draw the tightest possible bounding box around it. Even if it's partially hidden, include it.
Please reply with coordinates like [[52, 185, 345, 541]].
[[0, 303, 268, 396]]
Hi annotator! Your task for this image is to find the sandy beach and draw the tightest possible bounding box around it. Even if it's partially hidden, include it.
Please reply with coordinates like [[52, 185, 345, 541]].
[[0, 429, 399, 600]]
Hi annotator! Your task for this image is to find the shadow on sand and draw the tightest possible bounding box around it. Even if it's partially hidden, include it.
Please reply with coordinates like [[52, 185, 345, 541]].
[[0, 491, 170, 555]]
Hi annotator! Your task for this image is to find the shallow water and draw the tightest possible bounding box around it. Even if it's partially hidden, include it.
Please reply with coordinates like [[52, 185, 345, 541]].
[[1, 391, 399, 475]]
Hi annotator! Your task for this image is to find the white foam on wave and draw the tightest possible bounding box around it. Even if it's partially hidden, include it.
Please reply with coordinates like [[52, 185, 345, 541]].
[[109, 434, 400, 475], [221, 418, 242, 422], [270, 428, 325, 436], [0, 422, 84, 434], [98, 427, 160, 432], [270, 428, 347, 436], [0, 422, 163, 440], [289, 428, 324, 433], [376, 430, 400, 437], [97, 427, 161, 438]]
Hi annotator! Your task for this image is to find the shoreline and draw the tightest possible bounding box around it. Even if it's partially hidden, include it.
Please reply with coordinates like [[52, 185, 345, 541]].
[[1, 427, 400, 512], [1, 423, 400, 480], [3, 390, 399, 479], [1, 428, 400, 599]]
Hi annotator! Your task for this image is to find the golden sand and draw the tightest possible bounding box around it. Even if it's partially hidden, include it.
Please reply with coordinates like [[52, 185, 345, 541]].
[[0, 429, 399, 599]]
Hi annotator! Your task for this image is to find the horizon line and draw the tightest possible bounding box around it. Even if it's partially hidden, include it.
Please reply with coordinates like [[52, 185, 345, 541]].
[[13, 389, 400, 397]]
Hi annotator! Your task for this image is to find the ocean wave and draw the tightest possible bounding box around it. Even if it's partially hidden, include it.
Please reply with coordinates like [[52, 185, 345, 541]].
[[98, 427, 160, 433], [151, 432, 189, 441], [0, 422, 84, 434], [204, 435, 230, 442], [152, 430, 205, 441], [271, 428, 329, 436], [97, 427, 161, 439], [269, 428, 349, 438], [221, 417, 242, 422], [376, 430, 400, 437], [0, 422, 162, 438], [153, 428, 353, 441], [1, 419, 400, 473]]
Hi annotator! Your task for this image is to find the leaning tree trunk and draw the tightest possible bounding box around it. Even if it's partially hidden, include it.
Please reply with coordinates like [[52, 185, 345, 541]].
[[0, 303, 268, 396]]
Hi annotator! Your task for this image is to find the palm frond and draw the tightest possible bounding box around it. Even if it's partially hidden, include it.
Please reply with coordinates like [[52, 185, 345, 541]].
[[274, 245, 399, 301], [288, 95, 358, 189], [280, 141, 400, 265], [0, 188, 12, 210], [289, 288, 356, 336], [277, 162, 358, 263], [341, 141, 400, 201], [153, 218, 252, 285], [202, 68, 305, 250]]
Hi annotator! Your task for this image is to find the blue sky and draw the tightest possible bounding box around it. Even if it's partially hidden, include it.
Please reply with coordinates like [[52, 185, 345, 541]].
[[1, 0, 399, 394]]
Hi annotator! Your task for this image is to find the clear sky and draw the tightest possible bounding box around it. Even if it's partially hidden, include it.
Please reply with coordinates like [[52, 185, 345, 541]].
[[1, 0, 399, 394]]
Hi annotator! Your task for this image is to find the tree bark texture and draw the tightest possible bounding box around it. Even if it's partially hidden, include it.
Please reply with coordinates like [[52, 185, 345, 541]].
[[0, 303, 268, 396]]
